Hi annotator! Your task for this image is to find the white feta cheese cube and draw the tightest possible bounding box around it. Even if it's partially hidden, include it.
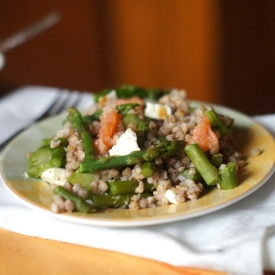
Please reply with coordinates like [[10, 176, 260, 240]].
[[144, 102, 172, 120], [109, 128, 140, 156], [41, 168, 67, 186]]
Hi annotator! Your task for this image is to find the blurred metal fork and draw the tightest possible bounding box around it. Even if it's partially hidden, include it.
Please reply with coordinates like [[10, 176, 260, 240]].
[[0, 90, 82, 150], [39, 90, 82, 120]]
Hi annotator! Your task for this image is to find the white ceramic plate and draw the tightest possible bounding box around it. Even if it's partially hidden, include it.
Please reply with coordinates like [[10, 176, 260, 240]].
[[1, 103, 275, 227]]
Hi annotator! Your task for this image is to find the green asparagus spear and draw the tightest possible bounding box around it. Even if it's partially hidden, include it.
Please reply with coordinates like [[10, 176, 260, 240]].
[[68, 171, 96, 194], [142, 162, 155, 178], [27, 138, 69, 178], [91, 192, 151, 207], [82, 109, 103, 123], [107, 179, 154, 195], [50, 138, 68, 168], [67, 107, 94, 161], [184, 143, 220, 186], [219, 162, 238, 190], [69, 173, 154, 196], [91, 194, 130, 207], [205, 109, 229, 137], [50, 147, 65, 167], [54, 186, 94, 213], [28, 146, 53, 168], [80, 140, 185, 173]]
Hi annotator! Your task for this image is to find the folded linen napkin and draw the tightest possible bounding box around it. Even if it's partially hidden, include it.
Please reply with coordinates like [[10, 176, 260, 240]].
[[0, 87, 274, 275]]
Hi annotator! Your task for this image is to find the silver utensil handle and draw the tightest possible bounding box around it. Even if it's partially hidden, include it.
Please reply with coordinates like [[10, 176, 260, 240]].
[[0, 12, 60, 53]]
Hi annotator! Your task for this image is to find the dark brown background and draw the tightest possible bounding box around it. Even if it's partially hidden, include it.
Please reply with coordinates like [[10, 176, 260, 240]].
[[0, 0, 274, 115]]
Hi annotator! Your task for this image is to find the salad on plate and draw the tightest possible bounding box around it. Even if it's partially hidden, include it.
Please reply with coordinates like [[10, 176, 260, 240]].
[[25, 85, 248, 214]]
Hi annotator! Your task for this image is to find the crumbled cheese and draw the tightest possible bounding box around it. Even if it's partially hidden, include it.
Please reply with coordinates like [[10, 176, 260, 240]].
[[99, 90, 117, 107], [144, 102, 172, 120], [109, 128, 140, 156], [41, 168, 67, 186], [164, 189, 178, 204]]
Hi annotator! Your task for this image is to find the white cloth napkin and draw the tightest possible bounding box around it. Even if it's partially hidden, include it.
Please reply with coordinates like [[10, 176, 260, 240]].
[[0, 87, 275, 275]]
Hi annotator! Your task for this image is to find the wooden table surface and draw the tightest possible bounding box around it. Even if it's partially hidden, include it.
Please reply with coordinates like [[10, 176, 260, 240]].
[[0, 228, 228, 275]]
